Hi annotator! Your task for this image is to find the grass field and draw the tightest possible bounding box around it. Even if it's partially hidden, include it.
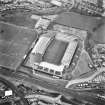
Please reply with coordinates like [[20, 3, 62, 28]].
[[0, 22, 37, 70], [0, 11, 36, 29], [43, 39, 68, 65]]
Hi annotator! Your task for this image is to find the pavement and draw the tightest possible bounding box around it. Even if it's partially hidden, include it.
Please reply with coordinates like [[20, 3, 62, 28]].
[[0, 69, 105, 105]]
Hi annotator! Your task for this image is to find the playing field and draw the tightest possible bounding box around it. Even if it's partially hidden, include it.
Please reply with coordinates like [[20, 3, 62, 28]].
[[0, 22, 37, 70], [0, 11, 36, 29], [43, 39, 68, 65]]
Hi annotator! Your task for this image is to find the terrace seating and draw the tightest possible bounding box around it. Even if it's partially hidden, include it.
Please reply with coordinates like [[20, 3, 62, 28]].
[[61, 40, 78, 67], [32, 36, 53, 55]]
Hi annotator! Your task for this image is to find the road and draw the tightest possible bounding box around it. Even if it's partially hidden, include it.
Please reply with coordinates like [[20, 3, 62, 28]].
[[66, 67, 105, 88], [0, 76, 29, 105], [0, 9, 105, 105], [0, 68, 105, 105]]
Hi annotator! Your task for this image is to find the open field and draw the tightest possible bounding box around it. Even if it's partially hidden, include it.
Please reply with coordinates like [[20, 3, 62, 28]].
[[0, 22, 37, 70]]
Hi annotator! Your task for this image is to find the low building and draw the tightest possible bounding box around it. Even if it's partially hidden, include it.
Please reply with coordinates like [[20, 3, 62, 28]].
[[72, 0, 104, 17]]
